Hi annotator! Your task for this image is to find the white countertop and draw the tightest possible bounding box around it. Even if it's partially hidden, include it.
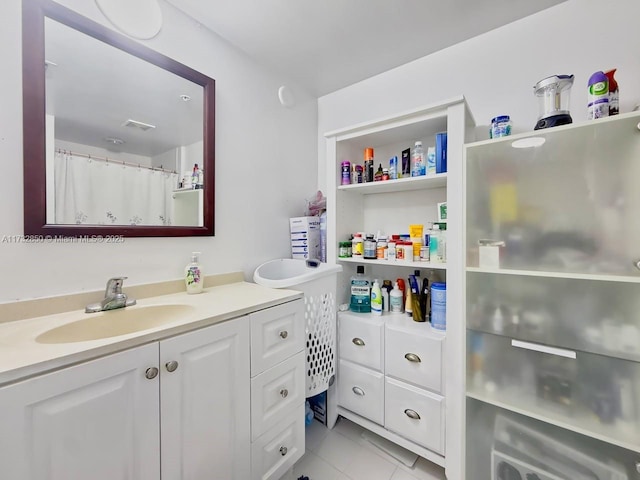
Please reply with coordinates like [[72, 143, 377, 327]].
[[0, 281, 302, 386]]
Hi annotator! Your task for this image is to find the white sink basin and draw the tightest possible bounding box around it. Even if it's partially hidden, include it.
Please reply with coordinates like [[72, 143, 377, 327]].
[[36, 304, 195, 344]]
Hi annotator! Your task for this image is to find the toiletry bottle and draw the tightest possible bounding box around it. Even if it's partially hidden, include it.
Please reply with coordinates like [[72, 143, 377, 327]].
[[587, 71, 609, 120], [192, 164, 200, 189], [390, 282, 404, 313], [185, 252, 203, 294], [350, 266, 371, 313], [371, 280, 383, 316], [396, 278, 406, 306], [364, 148, 374, 183], [411, 141, 425, 177], [429, 224, 440, 263], [605, 69, 619, 116], [405, 284, 413, 317], [382, 280, 393, 312]]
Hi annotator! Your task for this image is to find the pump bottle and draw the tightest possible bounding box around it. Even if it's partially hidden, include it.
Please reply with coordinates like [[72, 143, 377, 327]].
[[185, 252, 203, 294]]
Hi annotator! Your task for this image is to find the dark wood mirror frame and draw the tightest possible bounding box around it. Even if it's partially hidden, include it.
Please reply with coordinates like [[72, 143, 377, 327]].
[[22, 0, 215, 237]]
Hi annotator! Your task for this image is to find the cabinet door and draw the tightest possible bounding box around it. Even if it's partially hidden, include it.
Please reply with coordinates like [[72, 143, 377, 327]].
[[0, 343, 160, 480], [250, 300, 304, 376], [160, 318, 251, 480]]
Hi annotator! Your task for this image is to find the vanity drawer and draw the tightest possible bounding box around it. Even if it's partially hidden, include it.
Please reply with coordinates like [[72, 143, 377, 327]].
[[385, 325, 443, 393], [337, 359, 384, 425], [250, 300, 304, 376], [338, 312, 384, 371], [251, 351, 305, 441], [251, 403, 305, 480], [384, 377, 444, 454]]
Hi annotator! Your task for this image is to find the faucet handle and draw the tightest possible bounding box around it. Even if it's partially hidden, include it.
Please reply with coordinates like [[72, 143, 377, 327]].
[[105, 277, 128, 296]]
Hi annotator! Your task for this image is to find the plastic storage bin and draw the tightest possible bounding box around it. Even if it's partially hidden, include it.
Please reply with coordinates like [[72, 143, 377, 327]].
[[254, 259, 342, 397]]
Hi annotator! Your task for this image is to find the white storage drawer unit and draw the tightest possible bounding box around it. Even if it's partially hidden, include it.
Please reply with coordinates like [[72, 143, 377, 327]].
[[385, 323, 444, 394], [385, 377, 444, 454], [337, 359, 385, 425], [249, 299, 305, 477], [336, 311, 447, 466], [338, 312, 384, 371]]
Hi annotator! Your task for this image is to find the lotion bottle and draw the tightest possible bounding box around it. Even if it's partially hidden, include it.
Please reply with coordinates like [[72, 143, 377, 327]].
[[371, 280, 383, 316], [185, 252, 204, 294]]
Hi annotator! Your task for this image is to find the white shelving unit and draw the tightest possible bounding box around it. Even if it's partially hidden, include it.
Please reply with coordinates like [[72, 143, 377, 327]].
[[463, 112, 640, 479], [325, 96, 475, 478]]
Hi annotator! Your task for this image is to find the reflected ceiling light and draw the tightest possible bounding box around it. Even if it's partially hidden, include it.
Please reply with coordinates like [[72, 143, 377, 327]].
[[180, 94, 191, 102], [105, 137, 125, 145], [511, 137, 546, 148], [122, 119, 156, 131]]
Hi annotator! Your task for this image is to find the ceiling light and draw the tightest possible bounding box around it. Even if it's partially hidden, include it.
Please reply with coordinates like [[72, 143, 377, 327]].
[[105, 137, 125, 145], [511, 137, 545, 149], [180, 94, 191, 102], [122, 119, 156, 131]]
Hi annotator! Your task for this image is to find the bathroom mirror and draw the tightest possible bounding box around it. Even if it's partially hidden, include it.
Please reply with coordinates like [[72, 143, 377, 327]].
[[23, 0, 215, 237]]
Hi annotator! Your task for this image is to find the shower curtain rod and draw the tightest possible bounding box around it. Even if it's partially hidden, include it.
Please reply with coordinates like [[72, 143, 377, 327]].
[[56, 148, 177, 174]]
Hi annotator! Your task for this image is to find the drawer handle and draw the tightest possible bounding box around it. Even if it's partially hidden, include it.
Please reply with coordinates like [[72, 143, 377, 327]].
[[634, 259, 640, 271], [404, 353, 421, 363], [280, 388, 289, 398], [279, 330, 288, 339], [165, 361, 179, 372], [404, 409, 421, 420], [279, 446, 288, 456], [511, 339, 576, 359], [352, 337, 365, 346], [145, 367, 159, 380], [352, 386, 365, 396]]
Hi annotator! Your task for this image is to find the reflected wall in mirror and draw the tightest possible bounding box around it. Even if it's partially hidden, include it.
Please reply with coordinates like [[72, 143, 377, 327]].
[[23, 0, 215, 237]]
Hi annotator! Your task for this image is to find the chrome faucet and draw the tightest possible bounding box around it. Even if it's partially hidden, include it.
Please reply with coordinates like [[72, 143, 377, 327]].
[[85, 277, 137, 313]]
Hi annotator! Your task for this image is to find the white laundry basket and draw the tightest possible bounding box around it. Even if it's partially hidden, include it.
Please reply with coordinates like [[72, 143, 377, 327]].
[[254, 259, 342, 397]]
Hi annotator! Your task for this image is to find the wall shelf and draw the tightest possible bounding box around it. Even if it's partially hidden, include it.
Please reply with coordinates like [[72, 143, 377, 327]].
[[340, 257, 446, 270], [466, 266, 640, 284], [337, 174, 447, 195]]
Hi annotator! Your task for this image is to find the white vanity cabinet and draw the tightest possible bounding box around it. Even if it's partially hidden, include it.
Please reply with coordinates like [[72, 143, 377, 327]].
[[0, 343, 161, 480], [0, 297, 305, 480], [160, 316, 251, 480]]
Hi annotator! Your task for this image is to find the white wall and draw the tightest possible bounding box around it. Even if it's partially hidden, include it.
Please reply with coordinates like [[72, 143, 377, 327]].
[[0, 0, 317, 302], [317, 0, 640, 193]]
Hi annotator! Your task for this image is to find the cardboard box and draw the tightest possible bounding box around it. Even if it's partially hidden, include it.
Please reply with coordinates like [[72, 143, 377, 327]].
[[290, 216, 321, 259]]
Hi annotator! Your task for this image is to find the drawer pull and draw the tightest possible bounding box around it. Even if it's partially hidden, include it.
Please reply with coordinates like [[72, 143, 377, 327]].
[[165, 361, 179, 372], [280, 388, 289, 398], [634, 259, 640, 271], [352, 337, 365, 346], [352, 386, 365, 396], [279, 446, 288, 456], [404, 353, 421, 363], [279, 330, 288, 339], [404, 409, 421, 420], [511, 339, 576, 359], [145, 367, 159, 380]]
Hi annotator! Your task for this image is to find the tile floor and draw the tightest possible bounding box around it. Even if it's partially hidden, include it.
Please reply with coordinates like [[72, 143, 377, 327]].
[[286, 417, 446, 480]]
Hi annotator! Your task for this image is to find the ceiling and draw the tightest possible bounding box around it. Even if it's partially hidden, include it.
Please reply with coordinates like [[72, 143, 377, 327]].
[[167, 0, 566, 97]]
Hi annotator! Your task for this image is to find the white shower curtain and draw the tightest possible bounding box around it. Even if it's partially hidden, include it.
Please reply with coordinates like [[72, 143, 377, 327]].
[[54, 151, 179, 225]]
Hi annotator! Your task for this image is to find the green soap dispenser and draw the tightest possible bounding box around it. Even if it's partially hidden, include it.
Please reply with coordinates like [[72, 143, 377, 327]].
[[185, 252, 203, 294]]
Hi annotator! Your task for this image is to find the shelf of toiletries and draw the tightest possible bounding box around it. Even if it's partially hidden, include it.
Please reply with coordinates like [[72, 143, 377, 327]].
[[337, 173, 447, 195], [340, 257, 447, 270]]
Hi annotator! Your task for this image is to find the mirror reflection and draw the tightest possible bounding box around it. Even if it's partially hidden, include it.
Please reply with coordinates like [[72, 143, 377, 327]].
[[45, 17, 204, 227]]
